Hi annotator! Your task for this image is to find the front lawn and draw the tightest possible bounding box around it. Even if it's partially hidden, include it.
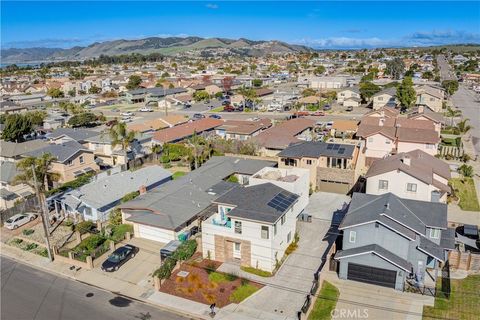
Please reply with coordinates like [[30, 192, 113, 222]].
[[423, 275, 480, 320], [308, 281, 339, 320], [210, 106, 224, 112], [172, 171, 187, 180], [240, 266, 272, 277], [229, 282, 259, 303], [450, 178, 480, 211]]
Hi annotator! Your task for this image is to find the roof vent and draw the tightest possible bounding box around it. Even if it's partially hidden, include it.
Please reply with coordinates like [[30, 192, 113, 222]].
[[384, 202, 390, 210]]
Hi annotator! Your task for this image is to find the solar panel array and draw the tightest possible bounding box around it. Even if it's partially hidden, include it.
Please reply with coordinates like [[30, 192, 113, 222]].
[[267, 191, 297, 212], [326, 143, 347, 155]]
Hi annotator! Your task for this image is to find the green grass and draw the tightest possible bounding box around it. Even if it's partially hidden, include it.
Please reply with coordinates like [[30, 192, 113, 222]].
[[172, 171, 187, 180], [308, 281, 340, 320], [450, 178, 480, 211], [210, 106, 224, 112], [423, 275, 480, 320], [229, 283, 259, 303], [240, 266, 272, 277], [208, 272, 230, 283]]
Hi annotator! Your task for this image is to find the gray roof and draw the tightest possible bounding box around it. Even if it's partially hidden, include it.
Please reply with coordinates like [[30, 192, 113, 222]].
[[128, 87, 187, 97], [0, 140, 49, 158], [0, 161, 18, 184], [335, 244, 412, 271], [60, 165, 171, 211], [373, 87, 397, 98], [214, 183, 299, 224], [119, 156, 276, 231], [418, 237, 445, 261], [340, 193, 447, 236], [278, 141, 355, 159], [0, 188, 19, 201], [47, 128, 100, 142], [24, 141, 90, 163]]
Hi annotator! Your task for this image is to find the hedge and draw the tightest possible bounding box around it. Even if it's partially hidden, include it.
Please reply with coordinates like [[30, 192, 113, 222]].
[[75, 221, 95, 235], [172, 240, 197, 261], [154, 257, 177, 279], [110, 224, 133, 243]]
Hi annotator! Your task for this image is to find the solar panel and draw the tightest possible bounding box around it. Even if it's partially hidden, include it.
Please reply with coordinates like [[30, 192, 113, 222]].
[[333, 144, 340, 150], [338, 148, 345, 154], [267, 191, 297, 212], [326, 144, 333, 150]]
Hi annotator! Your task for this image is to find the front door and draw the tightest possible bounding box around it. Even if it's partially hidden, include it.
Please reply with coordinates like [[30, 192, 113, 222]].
[[233, 242, 241, 259]]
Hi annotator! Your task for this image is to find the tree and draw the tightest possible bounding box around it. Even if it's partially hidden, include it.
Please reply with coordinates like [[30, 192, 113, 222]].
[[1, 113, 33, 142], [361, 72, 375, 82], [252, 79, 263, 87], [67, 88, 76, 97], [458, 164, 473, 178], [313, 65, 326, 75], [47, 87, 64, 98], [193, 90, 210, 102], [396, 76, 416, 109], [156, 64, 165, 71], [221, 76, 234, 93], [68, 112, 97, 127], [302, 88, 317, 97], [359, 82, 381, 101], [445, 107, 462, 127], [422, 71, 434, 80], [88, 85, 101, 94], [126, 75, 142, 90], [25, 111, 47, 126], [457, 119, 472, 134], [385, 58, 405, 79], [442, 80, 459, 96], [110, 122, 136, 151]]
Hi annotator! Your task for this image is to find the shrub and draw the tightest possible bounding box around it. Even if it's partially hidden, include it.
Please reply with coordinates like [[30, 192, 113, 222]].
[[76, 234, 106, 252], [11, 238, 23, 245], [225, 272, 238, 281], [38, 248, 49, 257], [241, 278, 250, 286], [172, 240, 197, 261], [285, 242, 298, 255], [109, 224, 133, 243], [240, 266, 272, 277], [22, 229, 35, 236], [109, 208, 123, 226], [205, 261, 217, 274], [25, 243, 38, 251], [121, 191, 140, 203], [75, 221, 95, 235], [154, 257, 177, 279]]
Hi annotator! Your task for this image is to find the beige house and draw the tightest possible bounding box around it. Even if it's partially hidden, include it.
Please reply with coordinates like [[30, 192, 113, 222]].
[[205, 84, 223, 96], [372, 87, 398, 110], [415, 85, 445, 112], [337, 87, 361, 105]]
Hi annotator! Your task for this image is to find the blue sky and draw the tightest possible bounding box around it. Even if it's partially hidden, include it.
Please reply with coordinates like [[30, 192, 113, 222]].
[[2, 1, 479, 49]]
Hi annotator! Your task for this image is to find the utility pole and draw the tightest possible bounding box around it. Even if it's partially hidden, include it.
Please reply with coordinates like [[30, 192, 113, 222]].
[[31, 165, 53, 262]]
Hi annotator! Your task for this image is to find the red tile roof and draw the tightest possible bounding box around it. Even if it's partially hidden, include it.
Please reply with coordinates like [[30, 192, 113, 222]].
[[152, 118, 223, 143]]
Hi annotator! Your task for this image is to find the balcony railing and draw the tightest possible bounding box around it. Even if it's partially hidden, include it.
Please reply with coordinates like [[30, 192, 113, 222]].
[[212, 219, 231, 228]]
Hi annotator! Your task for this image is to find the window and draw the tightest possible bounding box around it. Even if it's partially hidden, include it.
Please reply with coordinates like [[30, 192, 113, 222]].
[[67, 160, 73, 166], [378, 180, 389, 190], [430, 228, 440, 239], [377, 97, 383, 101], [84, 207, 92, 216], [349, 231, 356, 243], [79, 156, 84, 164], [234, 242, 241, 251], [368, 137, 373, 143], [306, 159, 312, 165], [287, 231, 292, 243], [426, 144, 434, 149], [261, 226, 269, 239], [407, 183, 417, 192], [430, 97, 435, 102], [281, 215, 286, 225], [385, 140, 391, 144], [234, 221, 242, 234], [274, 223, 277, 236]]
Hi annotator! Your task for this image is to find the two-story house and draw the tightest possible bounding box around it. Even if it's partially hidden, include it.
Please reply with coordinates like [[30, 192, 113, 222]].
[[202, 167, 309, 272], [365, 150, 451, 203], [337, 87, 361, 105], [415, 85, 445, 113], [335, 192, 454, 290], [215, 119, 272, 141], [372, 87, 398, 110]]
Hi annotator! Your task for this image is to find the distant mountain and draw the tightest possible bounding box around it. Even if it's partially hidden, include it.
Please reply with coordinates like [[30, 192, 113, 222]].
[[1, 36, 313, 63]]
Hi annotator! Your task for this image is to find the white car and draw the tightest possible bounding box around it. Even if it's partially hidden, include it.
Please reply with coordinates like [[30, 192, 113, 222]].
[[120, 116, 133, 123], [138, 107, 153, 112], [4, 213, 38, 230], [120, 112, 134, 116]]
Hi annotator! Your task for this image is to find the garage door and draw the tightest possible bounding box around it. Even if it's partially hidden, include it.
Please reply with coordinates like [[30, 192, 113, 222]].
[[318, 180, 350, 194], [138, 224, 174, 243], [347, 263, 396, 289]]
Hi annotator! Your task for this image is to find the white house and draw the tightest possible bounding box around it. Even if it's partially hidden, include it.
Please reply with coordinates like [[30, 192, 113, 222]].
[[337, 87, 361, 105], [201, 167, 309, 272], [365, 150, 451, 203]]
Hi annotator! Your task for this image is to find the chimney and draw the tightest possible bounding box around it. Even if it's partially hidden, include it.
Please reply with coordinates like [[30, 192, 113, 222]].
[[401, 155, 411, 166], [418, 105, 424, 113], [139, 185, 147, 195], [379, 118, 385, 126]]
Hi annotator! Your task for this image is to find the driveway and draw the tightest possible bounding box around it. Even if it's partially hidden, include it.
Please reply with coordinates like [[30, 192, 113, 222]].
[[322, 272, 434, 320], [92, 237, 165, 289], [218, 192, 350, 319]]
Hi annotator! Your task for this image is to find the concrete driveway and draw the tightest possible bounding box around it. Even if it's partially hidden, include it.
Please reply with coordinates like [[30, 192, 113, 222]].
[[92, 237, 165, 288], [322, 271, 434, 320]]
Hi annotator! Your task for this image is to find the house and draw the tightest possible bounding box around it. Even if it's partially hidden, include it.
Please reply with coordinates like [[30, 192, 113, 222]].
[[127, 115, 188, 133], [337, 87, 361, 105], [152, 118, 223, 145], [407, 108, 444, 133], [253, 118, 316, 157], [24, 141, 99, 185], [330, 120, 358, 138], [299, 76, 347, 89], [119, 156, 276, 243], [415, 85, 445, 113], [202, 167, 309, 272], [343, 97, 361, 108], [278, 141, 361, 194], [365, 150, 451, 203], [335, 192, 455, 290], [49, 165, 172, 222], [125, 87, 187, 104], [0, 140, 49, 162], [372, 87, 398, 110], [0, 161, 35, 210], [215, 119, 272, 141]]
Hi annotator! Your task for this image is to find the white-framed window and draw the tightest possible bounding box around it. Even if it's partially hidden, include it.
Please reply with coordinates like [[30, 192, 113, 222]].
[[234, 221, 242, 234], [378, 180, 389, 190], [426, 144, 434, 149], [430, 228, 440, 239], [79, 155, 84, 164], [407, 183, 417, 192], [281, 215, 286, 225], [261, 226, 269, 239], [84, 207, 92, 216], [349, 231, 356, 243], [234, 242, 241, 251], [368, 137, 373, 143], [385, 140, 391, 144], [287, 231, 292, 243]]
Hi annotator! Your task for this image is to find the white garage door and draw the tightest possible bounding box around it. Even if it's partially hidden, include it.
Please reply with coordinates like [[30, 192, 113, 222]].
[[138, 224, 175, 243]]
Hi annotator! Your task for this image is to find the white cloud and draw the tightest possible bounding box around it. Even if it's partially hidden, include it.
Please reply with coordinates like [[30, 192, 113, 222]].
[[296, 37, 391, 49], [205, 3, 219, 9]]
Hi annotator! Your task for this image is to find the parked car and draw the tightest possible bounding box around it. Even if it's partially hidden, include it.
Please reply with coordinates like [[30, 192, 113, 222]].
[[4, 213, 38, 230], [139, 107, 153, 112], [120, 112, 134, 116], [192, 113, 205, 120], [101, 245, 138, 272], [111, 108, 120, 112], [222, 101, 229, 106], [312, 111, 325, 116], [224, 105, 235, 112], [346, 106, 353, 112], [106, 119, 118, 127], [323, 104, 331, 111], [209, 114, 222, 119], [184, 103, 192, 108], [295, 111, 310, 117], [203, 100, 211, 104], [120, 116, 133, 123]]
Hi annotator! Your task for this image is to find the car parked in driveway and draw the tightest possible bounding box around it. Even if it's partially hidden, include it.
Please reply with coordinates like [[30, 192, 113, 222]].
[[223, 105, 235, 112], [323, 104, 331, 111], [4, 213, 38, 230], [101, 244, 138, 272], [312, 111, 325, 116], [121, 112, 135, 116], [192, 113, 205, 120], [138, 107, 153, 112]]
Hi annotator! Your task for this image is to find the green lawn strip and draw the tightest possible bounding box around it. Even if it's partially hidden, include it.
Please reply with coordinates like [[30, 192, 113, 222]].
[[240, 266, 272, 277], [209, 106, 224, 112], [308, 281, 339, 320], [450, 178, 480, 211], [208, 272, 230, 284], [423, 275, 480, 320], [229, 283, 259, 303], [172, 171, 187, 179]]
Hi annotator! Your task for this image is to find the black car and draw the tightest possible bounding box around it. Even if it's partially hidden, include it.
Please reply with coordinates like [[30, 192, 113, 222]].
[[193, 113, 205, 120], [101, 245, 138, 272]]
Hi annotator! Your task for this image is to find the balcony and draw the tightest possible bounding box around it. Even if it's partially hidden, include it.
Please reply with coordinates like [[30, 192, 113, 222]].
[[212, 218, 231, 228]]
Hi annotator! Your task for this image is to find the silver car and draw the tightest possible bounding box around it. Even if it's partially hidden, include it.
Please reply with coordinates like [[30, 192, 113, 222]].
[[4, 213, 38, 230]]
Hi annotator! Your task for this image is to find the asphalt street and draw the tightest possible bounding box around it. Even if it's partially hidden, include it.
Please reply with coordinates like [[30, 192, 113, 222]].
[[0, 257, 188, 320], [452, 86, 480, 156]]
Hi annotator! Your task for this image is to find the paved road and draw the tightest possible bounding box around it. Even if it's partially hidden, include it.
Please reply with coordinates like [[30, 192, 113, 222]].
[[437, 54, 457, 81], [1, 257, 188, 320], [451, 86, 480, 156]]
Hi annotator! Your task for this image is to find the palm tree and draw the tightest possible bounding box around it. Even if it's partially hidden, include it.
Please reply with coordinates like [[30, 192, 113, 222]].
[[445, 107, 461, 127], [109, 122, 136, 151], [457, 119, 472, 134]]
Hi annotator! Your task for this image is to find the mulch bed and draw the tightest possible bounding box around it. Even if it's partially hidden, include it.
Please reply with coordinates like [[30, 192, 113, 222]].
[[159, 259, 263, 307]]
